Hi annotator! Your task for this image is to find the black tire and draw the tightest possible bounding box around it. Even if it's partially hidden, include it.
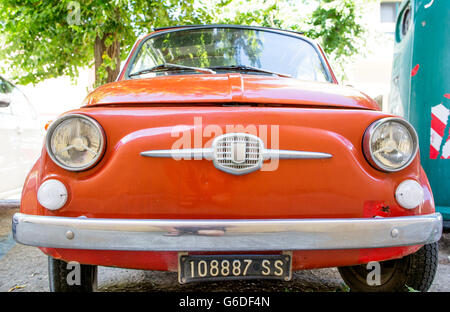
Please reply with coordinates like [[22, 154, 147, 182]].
[[48, 256, 98, 292], [338, 243, 438, 292]]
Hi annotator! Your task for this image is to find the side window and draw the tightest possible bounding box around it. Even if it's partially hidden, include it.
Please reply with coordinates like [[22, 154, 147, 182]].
[[0, 77, 14, 94], [401, 6, 411, 37], [396, 3, 411, 42]]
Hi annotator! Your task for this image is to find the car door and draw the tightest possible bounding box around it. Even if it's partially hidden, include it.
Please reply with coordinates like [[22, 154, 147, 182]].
[[0, 77, 23, 197]]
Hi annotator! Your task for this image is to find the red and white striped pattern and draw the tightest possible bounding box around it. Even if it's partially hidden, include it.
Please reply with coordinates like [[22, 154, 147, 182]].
[[430, 103, 450, 159], [442, 131, 450, 159]]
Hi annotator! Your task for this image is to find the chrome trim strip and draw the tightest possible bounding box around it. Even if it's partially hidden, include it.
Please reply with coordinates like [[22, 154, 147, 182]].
[[12, 213, 443, 252], [141, 148, 214, 160], [116, 35, 144, 82], [141, 133, 332, 175], [262, 149, 332, 160], [141, 148, 332, 160]]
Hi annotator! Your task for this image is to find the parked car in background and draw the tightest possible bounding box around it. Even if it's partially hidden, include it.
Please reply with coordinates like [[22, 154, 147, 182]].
[[13, 25, 442, 292], [390, 0, 450, 228], [0, 75, 42, 199]]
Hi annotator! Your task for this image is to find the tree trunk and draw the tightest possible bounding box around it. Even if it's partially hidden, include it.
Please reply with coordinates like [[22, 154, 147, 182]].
[[94, 34, 121, 87]]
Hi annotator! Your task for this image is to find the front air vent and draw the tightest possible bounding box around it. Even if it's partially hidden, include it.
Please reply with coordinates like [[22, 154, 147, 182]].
[[212, 133, 264, 175]]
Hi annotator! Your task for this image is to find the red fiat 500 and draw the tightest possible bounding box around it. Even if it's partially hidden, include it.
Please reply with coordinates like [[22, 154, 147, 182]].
[[13, 25, 442, 292]]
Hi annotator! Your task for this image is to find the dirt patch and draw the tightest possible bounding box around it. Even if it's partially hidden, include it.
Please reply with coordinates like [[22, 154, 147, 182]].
[[0, 209, 17, 237]]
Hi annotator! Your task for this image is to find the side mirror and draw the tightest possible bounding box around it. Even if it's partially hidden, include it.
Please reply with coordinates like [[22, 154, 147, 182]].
[[0, 97, 10, 107], [374, 95, 383, 109]]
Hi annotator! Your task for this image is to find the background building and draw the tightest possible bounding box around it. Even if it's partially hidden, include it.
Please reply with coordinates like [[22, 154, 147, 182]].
[[345, 0, 402, 111]]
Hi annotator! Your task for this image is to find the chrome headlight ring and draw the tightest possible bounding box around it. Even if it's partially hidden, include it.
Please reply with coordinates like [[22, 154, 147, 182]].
[[45, 114, 106, 171], [363, 117, 419, 172]]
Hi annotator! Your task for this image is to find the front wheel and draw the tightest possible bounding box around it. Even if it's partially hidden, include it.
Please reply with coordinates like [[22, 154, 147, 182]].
[[48, 256, 98, 292], [338, 243, 438, 292]]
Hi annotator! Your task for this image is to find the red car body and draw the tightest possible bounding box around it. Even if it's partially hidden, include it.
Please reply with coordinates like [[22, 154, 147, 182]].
[[13, 26, 442, 284]]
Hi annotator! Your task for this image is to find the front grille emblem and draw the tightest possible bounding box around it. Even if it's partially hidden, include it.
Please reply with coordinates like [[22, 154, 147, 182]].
[[140, 132, 333, 176], [231, 141, 246, 164], [212, 133, 264, 175]]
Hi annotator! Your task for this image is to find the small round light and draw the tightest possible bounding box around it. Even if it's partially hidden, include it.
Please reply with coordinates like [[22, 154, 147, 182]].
[[395, 179, 424, 209], [363, 118, 418, 172], [37, 179, 68, 210], [46, 114, 105, 171]]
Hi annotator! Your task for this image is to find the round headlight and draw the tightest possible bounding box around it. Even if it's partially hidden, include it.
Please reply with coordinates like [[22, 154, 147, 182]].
[[46, 114, 106, 171], [363, 117, 418, 172]]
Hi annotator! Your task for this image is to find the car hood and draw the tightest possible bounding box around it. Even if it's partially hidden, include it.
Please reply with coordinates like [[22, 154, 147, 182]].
[[82, 74, 379, 110]]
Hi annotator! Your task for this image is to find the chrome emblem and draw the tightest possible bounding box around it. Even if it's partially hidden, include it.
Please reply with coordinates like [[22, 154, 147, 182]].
[[212, 133, 264, 175], [140, 132, 333, 176], [231, 141, 246, 164]]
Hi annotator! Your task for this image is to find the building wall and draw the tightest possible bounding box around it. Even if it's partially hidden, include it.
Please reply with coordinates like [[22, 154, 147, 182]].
[[346, 0, 402, 112]]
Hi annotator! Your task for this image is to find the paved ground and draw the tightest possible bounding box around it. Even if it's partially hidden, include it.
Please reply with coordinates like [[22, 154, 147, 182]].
[[1, 208, 449, 292]]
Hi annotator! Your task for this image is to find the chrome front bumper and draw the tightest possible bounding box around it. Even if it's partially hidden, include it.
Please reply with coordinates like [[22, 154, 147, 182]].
[[12, 213, 443, 251]]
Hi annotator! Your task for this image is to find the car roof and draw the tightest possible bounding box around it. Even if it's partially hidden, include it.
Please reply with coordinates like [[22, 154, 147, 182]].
[[143, 24, 314, 49], [153, 24, 305, 36]]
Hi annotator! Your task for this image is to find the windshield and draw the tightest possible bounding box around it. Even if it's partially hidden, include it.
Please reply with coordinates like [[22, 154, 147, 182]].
[[126, 27, 331, 82]]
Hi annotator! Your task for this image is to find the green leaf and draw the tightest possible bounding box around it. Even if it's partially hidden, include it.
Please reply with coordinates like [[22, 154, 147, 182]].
[[0, 0, 366, 86]]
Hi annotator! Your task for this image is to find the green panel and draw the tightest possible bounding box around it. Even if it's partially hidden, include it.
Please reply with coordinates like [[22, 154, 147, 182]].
[[390, 1, 413, 120], [436, 206, 450, 220], [391, 0, 450, 220]]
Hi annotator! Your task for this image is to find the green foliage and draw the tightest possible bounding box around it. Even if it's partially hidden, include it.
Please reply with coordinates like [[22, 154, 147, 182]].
[[336, 283, 350, 292], [304, 0, 366, 80], [306, 0, 364, 59], [406, 285, 420, 292], [0, 0, 367, 86], [216, 0, 283, 28], [0, 0, 210, 86], [212, 0, 367, 81]]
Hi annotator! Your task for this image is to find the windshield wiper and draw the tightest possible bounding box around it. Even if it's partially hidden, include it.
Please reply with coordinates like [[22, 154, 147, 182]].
[[209, 65, 291, 78], [129, 63, 216, 77]]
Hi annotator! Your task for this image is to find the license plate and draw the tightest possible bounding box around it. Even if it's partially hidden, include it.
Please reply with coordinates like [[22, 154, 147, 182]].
[[178, 253, 292, 284]]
